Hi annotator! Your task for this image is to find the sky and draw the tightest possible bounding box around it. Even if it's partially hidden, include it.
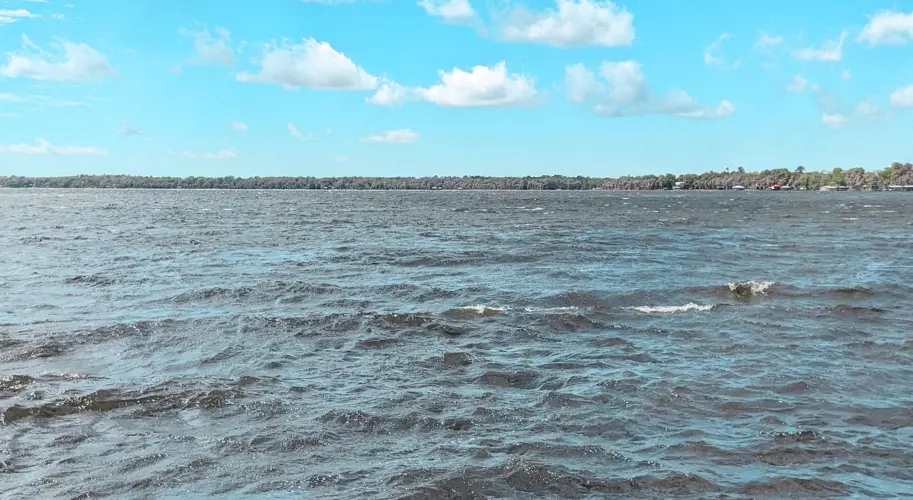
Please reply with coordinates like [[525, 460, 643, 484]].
[[2, 0, 913, 178]]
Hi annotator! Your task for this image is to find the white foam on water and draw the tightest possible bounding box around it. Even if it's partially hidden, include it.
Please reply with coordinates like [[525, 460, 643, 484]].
[[457, 305, 510, 314], [727, 280, 775, 295], [630, 303, 715, 314]]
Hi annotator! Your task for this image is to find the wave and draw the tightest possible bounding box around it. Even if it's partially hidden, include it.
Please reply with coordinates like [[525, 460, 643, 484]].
[[727, 280, 776, 297], [630, 303, 715, 314]]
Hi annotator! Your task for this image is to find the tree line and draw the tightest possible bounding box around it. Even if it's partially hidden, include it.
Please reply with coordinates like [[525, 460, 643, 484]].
[[2, 163, 912, 191]]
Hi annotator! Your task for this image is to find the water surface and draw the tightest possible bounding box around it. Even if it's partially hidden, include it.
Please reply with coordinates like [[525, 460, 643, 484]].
[[2, 189, 912, 498]]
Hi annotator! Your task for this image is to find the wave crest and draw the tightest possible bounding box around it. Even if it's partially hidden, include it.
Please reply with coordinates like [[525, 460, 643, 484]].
[[630, 303, 715, 314]]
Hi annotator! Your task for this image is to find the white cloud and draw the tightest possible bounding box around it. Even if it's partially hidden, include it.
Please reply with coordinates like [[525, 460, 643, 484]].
[[889, 84, 913, 107], [332, 154, 348, 163], [0, 138, 108, 155], [564, 60, 734, 119], [117, 124, 142, 136], [182, 26, 235, 66], [675, 100, 735, 120], [501, 0, 634, 48], [360, 129, 419, 143], [167, 149, 237, 160], [237, 38, 377, 90], [418, 0, 476, 23], [0, 93, 87, 107], [1, 113, 22, 118], [787, 74, 807, 93], [300, 0, 356, 3], [857, 10, 913, 46], [287, 123, 313, 140], [52, 13, 65, 20], [423, 61, 540, 106], [754, 30, 783, 48], [0, 35, 114, 81], [854, 101, 879, 117], [229, 121, 248, 131], [0, 93, 27, 103], [25, 0, 49, 3], [0, 9, 39, 25], [366, 79, 413, 106], [841, 69, 851, 80], [821, 113, 847, 128], [793, 31, 847, 61], [704, 33, 740, 68], [368, 61, 541, 108]]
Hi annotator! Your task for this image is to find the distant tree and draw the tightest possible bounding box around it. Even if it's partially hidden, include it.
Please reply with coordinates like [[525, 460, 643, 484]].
[[796, 166, 805, 173]]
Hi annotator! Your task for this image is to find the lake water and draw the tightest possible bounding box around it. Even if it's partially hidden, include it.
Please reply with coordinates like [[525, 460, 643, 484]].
[[2, 189, 912, 499]]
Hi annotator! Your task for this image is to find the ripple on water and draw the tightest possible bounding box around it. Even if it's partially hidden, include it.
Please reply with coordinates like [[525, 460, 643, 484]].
[[0, 190, 911, 498]]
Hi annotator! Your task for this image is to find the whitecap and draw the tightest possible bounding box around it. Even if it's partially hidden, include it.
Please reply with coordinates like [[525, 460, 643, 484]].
[[457, 305, 510, 315], [727, 280, 775, 295], [630, 303, 714, 314], [522, 306, 579, 313]]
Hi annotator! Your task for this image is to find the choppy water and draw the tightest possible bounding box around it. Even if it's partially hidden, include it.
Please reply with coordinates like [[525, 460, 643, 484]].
[[2, 189, 912, 499]]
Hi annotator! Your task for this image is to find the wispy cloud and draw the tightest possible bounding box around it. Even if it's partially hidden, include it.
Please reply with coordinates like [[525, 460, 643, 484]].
[[0, 34, 114, 81], [821, 113, 847, 129], [181, 25, 235, 66], [0, 93, 88, 107], [704, 33, 740, 69], [0, 9, 40, 25], [287, 123, 313, 140], [117, 124, 143, 136], [0, 138, 108, 155], [754, 30, 783, 49], [167, 149, 238, 160], [787, 74, 807, 93], [793, 31, 847, 62], [360, 129, 420, 143], [229, 121, 248, 132]]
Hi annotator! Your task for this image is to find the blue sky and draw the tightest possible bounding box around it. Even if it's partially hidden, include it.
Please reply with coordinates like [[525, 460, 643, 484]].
[[2, 0, 913, 178]]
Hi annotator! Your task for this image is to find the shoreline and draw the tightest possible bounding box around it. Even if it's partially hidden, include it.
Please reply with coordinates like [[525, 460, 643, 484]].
[[1, 167, 912, 192]]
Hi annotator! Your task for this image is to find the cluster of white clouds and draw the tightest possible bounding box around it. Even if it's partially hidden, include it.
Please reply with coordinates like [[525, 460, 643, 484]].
[[733, 8, 913, 128], [5, 0, 913, 157], [564, 61, 734, 119]]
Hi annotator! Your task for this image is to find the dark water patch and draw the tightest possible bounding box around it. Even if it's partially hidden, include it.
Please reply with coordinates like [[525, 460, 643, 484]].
[[166, 280, 341, 304], [737, 477, 850, 496], [397, 462, 720, 499], [476, 370, 540, 389], [16, 342, 69, 360], [319, 410, 473, 434], [356, 337, 400, 349], [775, 380, 812, 394], [528, 313, 606, 332], [0, 374, 35, 394], [542, 290, 610, 308], [2, 386, 243, 425], [64, 275, 115, 287], [846, 406, 913, 430], [441, 352, 473, 367], [823, 304, 887, 317]]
